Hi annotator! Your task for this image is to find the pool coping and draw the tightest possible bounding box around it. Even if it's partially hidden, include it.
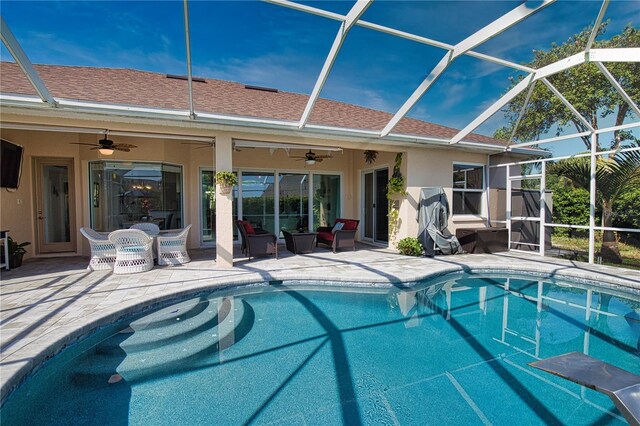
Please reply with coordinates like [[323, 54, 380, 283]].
[[1, 256, 639, 405]]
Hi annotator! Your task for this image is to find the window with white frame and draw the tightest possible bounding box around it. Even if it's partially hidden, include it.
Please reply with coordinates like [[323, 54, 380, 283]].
[[452, 163, 484, 216]]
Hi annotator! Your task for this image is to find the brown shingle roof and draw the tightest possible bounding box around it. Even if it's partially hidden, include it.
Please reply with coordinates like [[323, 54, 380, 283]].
[[0, 62, 503, 145]]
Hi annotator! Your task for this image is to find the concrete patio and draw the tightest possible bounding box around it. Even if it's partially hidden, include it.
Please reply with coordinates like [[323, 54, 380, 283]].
[[1, 244, 639, 403]]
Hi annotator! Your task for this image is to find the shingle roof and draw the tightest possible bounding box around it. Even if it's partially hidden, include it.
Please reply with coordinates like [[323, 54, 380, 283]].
[[0, 62, 504, 145]]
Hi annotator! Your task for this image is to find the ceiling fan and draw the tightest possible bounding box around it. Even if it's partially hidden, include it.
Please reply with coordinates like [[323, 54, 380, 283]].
[[290, 150, 332, 165], [70, 135, 137, 155]]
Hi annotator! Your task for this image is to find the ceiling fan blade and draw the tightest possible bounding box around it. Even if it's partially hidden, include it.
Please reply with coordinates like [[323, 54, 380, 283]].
[[70, 143, 99, 147], [113, 146, 131, 152], [113, 143, 137, 149], [316, 158, 324, 163]]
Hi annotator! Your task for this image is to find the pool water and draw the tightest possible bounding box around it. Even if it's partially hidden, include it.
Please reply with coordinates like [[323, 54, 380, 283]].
[[2, 274, 639, 425]]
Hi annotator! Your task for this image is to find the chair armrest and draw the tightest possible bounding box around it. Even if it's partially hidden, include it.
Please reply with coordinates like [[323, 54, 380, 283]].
[[316, 226, 333, 233], [334, 229, 357, 242], [247, 233, 277, 242]]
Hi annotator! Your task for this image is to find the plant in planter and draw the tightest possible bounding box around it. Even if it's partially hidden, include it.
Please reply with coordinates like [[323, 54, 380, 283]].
[[396, 237, 424, 257], [5, 237, 30, 268], [214, 171, 237, 195]]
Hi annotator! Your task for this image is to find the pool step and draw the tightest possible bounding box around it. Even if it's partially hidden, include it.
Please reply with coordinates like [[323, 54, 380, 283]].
[[129, 297, 209, 331], [71, 297, 254, 385], [94, 297, 227, 355]]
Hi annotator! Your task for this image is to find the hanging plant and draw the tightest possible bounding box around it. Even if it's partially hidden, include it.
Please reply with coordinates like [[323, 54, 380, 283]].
[[363, 150, 378, 164], [387, 152, 406, 240], [215, 171, 237, 195], [387, 153, 406, 199]]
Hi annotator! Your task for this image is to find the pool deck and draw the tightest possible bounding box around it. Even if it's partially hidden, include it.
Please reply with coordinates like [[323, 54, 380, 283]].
[[1, 245, 639, 403]]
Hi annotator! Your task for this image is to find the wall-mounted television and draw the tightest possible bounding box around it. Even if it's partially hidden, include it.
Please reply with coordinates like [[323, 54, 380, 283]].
[[1, 139, 24, 189]]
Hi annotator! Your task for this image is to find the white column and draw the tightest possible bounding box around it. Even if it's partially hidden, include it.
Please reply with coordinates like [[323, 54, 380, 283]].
[[506, 165, 512, 250], [539, 161, 546, 256], [215, 135, 234, 268], [588, 133, 597, 264]]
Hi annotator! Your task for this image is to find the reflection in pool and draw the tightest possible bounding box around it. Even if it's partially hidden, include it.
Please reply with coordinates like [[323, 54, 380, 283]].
[[2, 274, 639, 425]]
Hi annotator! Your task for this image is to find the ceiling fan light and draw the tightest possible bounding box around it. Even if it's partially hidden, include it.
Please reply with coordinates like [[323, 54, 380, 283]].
[[98, 147, 114, 155], [305, 158, 316, 165]]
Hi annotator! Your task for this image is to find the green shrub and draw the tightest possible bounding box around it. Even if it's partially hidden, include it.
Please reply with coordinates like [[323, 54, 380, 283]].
[[613, 187, 640, 230], [550, 186, 590, 237], [396, 237, 424, 257]]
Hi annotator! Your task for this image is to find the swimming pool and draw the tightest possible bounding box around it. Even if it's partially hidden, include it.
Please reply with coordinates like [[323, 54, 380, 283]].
[[1, 273, 638, 425]]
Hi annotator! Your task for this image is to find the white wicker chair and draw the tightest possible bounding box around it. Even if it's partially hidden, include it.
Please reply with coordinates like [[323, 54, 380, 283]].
[[108, 229, 154, 274], [130, 222, 160, 236], [157, 224, 192, 266], [80, 227, 116, 271]]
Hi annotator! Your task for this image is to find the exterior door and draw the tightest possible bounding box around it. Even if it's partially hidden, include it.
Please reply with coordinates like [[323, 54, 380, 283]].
[[34, 158, 76, 253], [362, 168, 389, 244]]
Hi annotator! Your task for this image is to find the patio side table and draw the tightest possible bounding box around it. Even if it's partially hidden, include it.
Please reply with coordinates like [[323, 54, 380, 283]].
[[282, 230, 317, 254]]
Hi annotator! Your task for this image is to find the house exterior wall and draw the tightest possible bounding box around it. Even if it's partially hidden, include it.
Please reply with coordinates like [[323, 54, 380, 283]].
[[1, 114, 526, 261], [401, 147, 490, 241]]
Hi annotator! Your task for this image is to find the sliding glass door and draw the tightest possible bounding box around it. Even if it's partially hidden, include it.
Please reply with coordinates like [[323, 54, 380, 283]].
[[362, 168, 388, 243], [278, 173, 309, 236], [312, 174, 340, 229], [199, 170, 340, 245], [200, 170, 238, 245], [240, 172, 276, 234]]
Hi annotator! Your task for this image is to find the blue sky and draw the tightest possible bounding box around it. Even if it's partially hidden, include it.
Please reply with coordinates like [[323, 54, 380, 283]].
[[1, 0, 639, 155]]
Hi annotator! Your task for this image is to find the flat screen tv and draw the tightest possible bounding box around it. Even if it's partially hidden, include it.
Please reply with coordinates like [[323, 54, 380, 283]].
[[1, 139, 24, 189]]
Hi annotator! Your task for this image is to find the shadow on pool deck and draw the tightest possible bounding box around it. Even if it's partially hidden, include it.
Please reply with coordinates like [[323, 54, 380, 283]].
[[1, 245, 639, 405]]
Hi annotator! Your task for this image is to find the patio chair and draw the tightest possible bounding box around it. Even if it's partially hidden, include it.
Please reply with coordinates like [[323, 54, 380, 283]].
[[236, 220, 278, 260], [80, 227, 116, 271], [157, 224, 192, 266], [108, 229, 154, 274], [130, 222, 160, 236], [316, 218, 359, 253]]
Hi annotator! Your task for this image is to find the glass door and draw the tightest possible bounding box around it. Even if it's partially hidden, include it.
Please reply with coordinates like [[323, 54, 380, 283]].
[[240, 172, 275, 234], [312, 174, 340, 229], [278, 173, 309, 236], [34, 158, 76, 253], [200, 169, 238, 245], [362, 168, 388, 244], [201, 170, 216, 244]]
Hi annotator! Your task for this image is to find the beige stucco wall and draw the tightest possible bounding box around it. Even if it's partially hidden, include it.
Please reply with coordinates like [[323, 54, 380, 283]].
[[399, 147, 490, 242]]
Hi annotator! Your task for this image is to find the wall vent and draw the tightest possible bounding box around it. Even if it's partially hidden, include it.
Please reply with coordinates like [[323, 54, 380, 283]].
[[166, 74, 206, 83], [244, 85, 278, 93]]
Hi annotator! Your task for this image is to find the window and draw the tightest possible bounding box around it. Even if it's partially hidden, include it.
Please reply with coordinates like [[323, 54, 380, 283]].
[[90, 161, 183, 231], [452, 163, 484, 215]]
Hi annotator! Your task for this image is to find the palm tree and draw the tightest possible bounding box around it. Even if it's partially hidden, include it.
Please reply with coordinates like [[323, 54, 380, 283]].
[[549, 147, 640, 262]]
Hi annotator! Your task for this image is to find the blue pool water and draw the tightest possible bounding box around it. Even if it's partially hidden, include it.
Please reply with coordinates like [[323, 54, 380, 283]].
[[2, 273, 639, 425]]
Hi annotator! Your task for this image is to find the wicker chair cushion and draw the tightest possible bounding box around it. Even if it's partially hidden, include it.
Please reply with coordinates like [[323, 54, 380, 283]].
[[240, 221, 256, 234], [317, 231, 334, 242], [336, 218, 359, 231]]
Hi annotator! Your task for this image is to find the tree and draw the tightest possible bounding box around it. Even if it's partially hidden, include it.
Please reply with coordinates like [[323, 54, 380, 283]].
[[548, 148, 640, 262], [495, 22, 640, 150], [495, 22, 640, 262]]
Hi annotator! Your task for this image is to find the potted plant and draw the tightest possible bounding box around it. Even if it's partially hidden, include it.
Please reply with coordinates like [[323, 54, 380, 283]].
[[215, 171, 237, 195], [6, 237, 30, 268]]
